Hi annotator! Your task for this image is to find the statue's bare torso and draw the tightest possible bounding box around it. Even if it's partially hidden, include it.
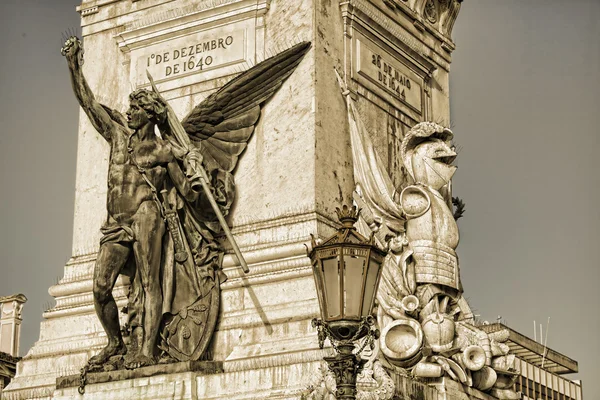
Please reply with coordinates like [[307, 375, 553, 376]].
[[106, 126, 171, 224]]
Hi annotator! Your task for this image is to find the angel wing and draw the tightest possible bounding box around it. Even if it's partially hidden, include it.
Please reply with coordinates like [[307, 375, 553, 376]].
[[181, 41, 311, 174], [156, 44, 310, 360]]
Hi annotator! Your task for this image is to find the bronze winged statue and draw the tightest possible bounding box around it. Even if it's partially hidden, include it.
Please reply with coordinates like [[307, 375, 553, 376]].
[[61, 36, 310, 369]]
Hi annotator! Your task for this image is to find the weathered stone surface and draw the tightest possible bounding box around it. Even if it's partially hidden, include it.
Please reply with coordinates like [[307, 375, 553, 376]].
[[4, 0, 469, 399], [56, 361, 222, 390], [0, 294, 27, 358]]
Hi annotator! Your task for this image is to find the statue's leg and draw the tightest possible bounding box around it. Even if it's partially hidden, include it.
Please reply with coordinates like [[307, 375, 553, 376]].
[[125, 201, 165, 368], [89, 241, 130, 365]]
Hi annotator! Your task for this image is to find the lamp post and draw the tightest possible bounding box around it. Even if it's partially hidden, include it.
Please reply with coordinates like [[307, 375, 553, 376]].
[[308, 205, 386, 400]]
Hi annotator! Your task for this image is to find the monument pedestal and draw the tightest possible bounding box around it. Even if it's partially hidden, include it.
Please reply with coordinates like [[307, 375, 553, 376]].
[[54, 360, 323, 400], [3, 1, 474, 399], [52, 368, 498, 400]]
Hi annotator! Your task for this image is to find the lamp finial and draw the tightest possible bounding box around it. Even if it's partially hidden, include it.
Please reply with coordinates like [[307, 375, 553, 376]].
[[335, 205, 360, 228]]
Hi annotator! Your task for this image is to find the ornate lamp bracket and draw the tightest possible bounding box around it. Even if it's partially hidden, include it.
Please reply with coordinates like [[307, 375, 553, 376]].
[[312, 317, 380, 400]]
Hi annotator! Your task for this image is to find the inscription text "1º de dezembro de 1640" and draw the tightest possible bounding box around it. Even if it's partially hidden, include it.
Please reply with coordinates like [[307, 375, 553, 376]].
[[146, 35, 235, 77]]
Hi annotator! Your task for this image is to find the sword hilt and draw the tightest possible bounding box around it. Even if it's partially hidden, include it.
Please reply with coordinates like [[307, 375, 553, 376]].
[[161, 189, 188, 263]]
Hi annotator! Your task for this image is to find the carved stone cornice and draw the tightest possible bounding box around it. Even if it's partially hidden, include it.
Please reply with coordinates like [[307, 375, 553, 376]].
[[340, 0, 452, 76], [115, 0, 270, 52], [381, 0, 462, 40], [0, 351, 20, 366], [0, 294, 27, 304], [79, 5, 98, 17], [341, 0, 462, 67], [76, 0, 119, 18]]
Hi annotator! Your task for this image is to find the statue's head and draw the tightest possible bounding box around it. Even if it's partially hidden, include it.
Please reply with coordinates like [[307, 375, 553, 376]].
[[401, 122, 456, 190], [127, 89, 166, 129]]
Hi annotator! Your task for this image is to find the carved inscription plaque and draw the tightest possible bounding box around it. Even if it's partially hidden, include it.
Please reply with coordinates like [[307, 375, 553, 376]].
[[132, 28, 247, 85], [355, 39, 423, 114]]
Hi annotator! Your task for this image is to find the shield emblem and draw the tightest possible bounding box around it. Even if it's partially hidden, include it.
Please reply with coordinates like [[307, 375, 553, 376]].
[[162, 274, 221, 361]]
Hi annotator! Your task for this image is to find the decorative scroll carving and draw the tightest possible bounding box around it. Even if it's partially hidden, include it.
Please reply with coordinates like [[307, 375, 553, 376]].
[[382, 0, 463, 38], [420, 0, 463, 38], [424, 0, 438, 23], [0, 294, 27, 320]]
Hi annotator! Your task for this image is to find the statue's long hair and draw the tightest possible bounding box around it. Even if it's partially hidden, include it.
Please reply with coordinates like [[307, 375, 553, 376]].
[[129, 89, 167, 125]]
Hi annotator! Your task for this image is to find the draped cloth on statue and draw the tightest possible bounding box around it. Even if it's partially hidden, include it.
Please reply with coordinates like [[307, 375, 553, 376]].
[[345, 94, 406, 236], [159, 177, 231, 361], [98, 107, 233, 362], [124, 166, 230, 362], [155, 41, 312, 361]]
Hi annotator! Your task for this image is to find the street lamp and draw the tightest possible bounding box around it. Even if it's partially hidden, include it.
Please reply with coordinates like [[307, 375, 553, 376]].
[[309, 205, 386, 400]]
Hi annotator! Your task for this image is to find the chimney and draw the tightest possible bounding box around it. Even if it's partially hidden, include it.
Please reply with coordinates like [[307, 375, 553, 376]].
[[0, 294, 27, 357]]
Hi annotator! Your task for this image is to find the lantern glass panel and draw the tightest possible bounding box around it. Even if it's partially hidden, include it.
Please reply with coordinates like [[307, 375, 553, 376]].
[[343, 253, 366, 318], [312, 261, 326, 319], [322, 256, 341, 319], [361, 258, 382, 317]]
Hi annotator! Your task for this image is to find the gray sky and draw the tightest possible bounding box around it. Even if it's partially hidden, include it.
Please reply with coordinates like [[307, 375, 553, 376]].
[[451, 1, 600, 397], [0, 0, 598, 398]]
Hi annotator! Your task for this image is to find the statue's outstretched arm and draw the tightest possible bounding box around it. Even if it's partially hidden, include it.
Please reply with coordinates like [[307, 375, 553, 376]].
[[61, 37, 114, 142]]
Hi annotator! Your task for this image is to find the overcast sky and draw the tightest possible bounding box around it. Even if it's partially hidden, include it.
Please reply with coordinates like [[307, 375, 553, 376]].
[[0, 0, 598, 398]]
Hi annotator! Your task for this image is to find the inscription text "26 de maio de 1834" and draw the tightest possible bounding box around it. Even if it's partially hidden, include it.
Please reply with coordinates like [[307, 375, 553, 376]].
[[371, 53, 412, 101], [146, 35, 235, 77]]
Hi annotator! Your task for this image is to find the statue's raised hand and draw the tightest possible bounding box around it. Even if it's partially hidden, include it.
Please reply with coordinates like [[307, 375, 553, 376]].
[[61, 36, 84, 66], [184, 148, 204, 191]]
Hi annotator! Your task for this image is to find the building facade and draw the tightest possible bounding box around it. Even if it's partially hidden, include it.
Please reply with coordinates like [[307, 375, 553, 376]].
[[0, 294, 26, 395], [482, 323, 583, 400]]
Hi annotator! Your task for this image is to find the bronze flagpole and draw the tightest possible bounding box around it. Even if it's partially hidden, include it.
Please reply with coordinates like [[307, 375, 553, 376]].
[[146, 70, 250, 274]]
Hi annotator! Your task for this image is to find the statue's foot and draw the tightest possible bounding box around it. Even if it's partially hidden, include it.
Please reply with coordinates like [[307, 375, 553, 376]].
[[124, 353, 155, 369], [88, 342, 126, 366], [158, 353, 177, 364]]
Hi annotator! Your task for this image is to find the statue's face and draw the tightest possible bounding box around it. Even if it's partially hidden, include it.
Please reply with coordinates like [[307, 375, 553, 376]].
[[126, 101, 151, 130], [411, 138, 457, 190]]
